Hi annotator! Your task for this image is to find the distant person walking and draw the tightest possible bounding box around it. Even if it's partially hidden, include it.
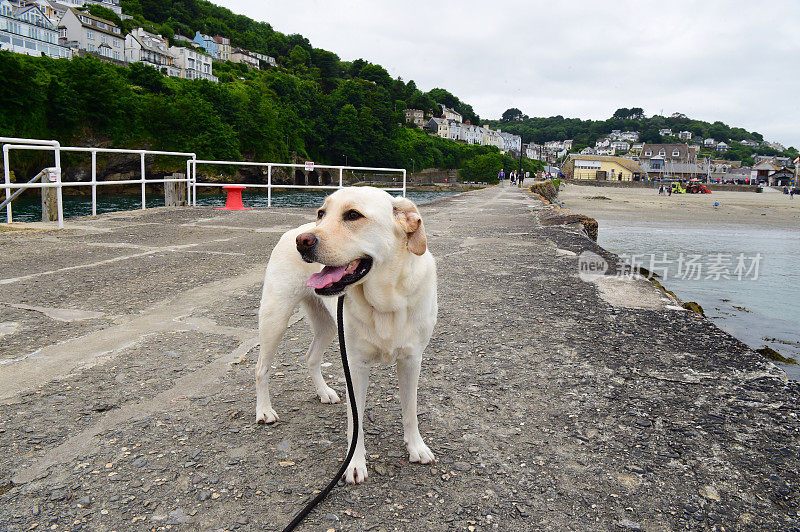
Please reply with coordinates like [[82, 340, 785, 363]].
[[498, 169, 505, 182], [667, 185, 672, 196], [791, 188, 796, 199]]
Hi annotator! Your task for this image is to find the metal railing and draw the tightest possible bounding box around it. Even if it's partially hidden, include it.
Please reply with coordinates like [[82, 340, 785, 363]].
[[188, 160, 406, 207], [1, 138, 407, 228], [2, 137, 196, 228]]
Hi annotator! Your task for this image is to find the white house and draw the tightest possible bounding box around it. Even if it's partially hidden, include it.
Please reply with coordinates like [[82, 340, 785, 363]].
[[169, 45, 217, 81], [703, 138, 716, 146], [0, 0, 70, 58], [716, 141, 729, 153], [741, 139, 759, 147], [59, 7, 124, 62], [230, 47, 259, 69], [619, 131, 639, 142], [580, 147, 596, 155], [448, 120, 463, 141], [659, 128, 673, 137], [595, 138, 611, 148], [678, 130, 692, 140], [439, 104, 462, 123], [55, 0, 121, 15], [248, 50, 277, 67], [611, 141, 630, 153], [500, 131, 522, 153], [125, 27, 179, 76]]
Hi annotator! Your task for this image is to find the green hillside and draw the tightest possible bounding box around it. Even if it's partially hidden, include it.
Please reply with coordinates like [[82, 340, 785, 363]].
[[487, 108, 798, 165]]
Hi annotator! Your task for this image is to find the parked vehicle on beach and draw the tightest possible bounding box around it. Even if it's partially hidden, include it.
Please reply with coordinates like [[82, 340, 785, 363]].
[[670, 182, 686, 194], [685, 179, 712, 194]]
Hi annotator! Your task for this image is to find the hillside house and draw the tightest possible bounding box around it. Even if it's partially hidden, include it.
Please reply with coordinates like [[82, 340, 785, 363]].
[[230, 47, 259, 69], [403, 108, 425, 128], [193, 31, 218, 59], [426, 117, 448, 139], [59, 7, 123, 62], [610, 141, 630, 153], [248, 51, 277, 67], [716, 141, 728, 153], [212, 35, 229, 61], [125, 28, 178, 76], [169, 45, 217, 82], [439, 105, 462, 123], [659, 128, 673, 137], [0, 0, 70, 58], [678, 131, 692, 140], [639, 143, 698, 166], [703, 138, 716, 146]]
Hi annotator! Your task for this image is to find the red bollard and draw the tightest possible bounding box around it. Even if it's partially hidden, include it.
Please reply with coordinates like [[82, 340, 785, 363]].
[[215, 185, 252, 210]]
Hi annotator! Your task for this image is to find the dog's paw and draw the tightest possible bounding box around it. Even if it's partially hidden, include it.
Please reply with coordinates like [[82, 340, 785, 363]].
[[406, 439, 435, 464], [316, 385, 341, 404], [255, 407, 279, 424], [343, 457, 368, 484]]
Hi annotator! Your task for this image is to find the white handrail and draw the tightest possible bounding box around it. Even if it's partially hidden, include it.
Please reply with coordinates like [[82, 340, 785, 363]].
[[2, 138, 406, 225]]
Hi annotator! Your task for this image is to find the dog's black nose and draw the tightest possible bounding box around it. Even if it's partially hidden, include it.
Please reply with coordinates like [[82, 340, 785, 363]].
[[296, 232, 318, 254]]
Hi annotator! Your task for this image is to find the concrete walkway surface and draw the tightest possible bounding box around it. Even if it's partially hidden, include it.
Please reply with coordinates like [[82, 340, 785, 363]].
[[0, 182, 798, 531]]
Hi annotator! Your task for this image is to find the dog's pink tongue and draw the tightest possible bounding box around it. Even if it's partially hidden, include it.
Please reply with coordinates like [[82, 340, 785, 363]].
[[307, 265, 348, 289]]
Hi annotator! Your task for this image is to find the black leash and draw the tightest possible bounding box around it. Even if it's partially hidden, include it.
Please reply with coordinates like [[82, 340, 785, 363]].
[[281, 295, 358, 532]]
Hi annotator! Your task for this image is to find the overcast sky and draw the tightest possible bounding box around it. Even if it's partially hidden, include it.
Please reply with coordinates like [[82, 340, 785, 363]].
[[218, 0, 800, 148]]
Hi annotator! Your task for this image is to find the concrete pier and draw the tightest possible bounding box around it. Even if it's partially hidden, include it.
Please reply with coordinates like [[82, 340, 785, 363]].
[[1, 183, 798, 531]]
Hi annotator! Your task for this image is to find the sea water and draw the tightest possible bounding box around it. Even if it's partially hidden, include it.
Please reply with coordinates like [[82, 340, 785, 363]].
[[596, 219, 800, 380], [6, 189, 458, 222]]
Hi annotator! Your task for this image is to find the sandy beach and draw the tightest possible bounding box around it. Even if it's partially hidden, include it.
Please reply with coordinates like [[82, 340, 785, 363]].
[[558, 183, 800, 229]]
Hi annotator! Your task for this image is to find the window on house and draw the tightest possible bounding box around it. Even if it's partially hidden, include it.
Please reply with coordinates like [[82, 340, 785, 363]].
[[87, 30, 94, 39], [659, 150, 665, 156], [673, 151, 680, 156], [644, 151, 651, 156]]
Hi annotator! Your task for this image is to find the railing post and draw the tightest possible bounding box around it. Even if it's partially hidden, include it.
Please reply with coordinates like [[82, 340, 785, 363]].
[[267, 164, 272, 207], [54, 142, 63, 228], [91, 149, 97, 216], [3, 145, 11, 223], [192, 159, 197, 206], [140, 151, 146, 209], [402, 169, 407, 197], [339, 167, 343, 189]]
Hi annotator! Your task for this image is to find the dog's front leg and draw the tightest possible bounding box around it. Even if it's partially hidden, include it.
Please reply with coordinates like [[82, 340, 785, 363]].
[[344, 360, 370, 484], [255, 303, 293, 424], [397, 355, 435, 464]]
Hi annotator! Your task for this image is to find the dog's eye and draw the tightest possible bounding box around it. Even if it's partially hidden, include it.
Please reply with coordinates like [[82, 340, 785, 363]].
[[317, 210, 325, 220], [343, 210, 363, 221]]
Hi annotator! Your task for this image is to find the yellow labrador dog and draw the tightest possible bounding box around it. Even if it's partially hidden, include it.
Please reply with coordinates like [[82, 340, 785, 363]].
[[255, 187, 437, 484]]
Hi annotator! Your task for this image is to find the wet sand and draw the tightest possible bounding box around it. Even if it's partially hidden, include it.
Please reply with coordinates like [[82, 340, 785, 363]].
[[558, 183, 800, 229]]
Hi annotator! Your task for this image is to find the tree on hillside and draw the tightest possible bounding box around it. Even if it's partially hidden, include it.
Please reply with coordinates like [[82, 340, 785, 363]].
[[502, 108, 523, 122], [612, 107, 644, 120]]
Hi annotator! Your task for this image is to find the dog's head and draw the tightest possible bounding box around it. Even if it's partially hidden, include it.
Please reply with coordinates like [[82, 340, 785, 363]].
[[297, 187, 427, 296]]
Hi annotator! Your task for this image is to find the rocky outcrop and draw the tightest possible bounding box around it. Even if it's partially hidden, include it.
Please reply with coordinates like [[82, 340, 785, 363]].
[[536, 204, 599, 241], [528, 180, 559, 202]]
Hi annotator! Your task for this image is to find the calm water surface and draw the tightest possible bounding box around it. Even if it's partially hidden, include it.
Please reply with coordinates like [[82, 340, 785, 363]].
[[597, 219, 800, 380], [7, 188, 458, 222]]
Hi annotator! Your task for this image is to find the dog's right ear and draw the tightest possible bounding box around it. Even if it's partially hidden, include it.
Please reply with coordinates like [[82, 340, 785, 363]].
[[392, 197, 427, 255]]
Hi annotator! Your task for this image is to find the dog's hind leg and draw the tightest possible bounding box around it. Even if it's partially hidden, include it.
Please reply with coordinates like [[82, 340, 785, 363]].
[[255, 290, 296, 424], [300, 296, 340, 404]]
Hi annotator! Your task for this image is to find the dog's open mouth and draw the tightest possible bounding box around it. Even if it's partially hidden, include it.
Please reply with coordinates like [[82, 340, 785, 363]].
[[306, 257, 373, 295]]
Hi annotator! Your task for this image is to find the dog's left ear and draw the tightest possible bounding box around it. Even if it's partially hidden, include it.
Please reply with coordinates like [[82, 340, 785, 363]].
[[392, 197, 427, 255]]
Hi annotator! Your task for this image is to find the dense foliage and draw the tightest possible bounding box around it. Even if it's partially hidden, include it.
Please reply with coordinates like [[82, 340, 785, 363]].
[[0, 51, 520, 182]]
